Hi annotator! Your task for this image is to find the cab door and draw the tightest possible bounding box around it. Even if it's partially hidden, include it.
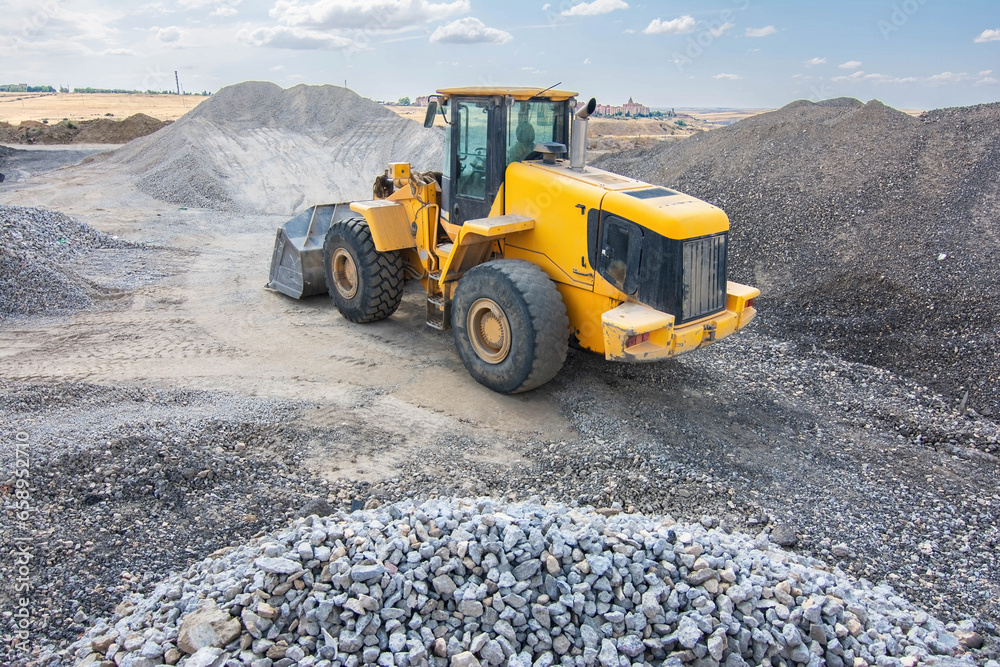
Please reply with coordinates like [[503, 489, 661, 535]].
[[447, 97, 505, 225]]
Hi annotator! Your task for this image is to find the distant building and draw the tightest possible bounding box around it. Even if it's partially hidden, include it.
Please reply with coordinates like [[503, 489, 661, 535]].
[[593, 97, 652, 118], [415, 96, 431, 107]]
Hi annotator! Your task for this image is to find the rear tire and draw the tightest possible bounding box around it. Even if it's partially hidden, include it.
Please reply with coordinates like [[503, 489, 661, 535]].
[[323, 217, 403, 323], [452, 260, 569, 394]]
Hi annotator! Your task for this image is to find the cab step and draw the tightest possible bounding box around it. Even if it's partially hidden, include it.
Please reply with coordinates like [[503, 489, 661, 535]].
[[426, 294, 452, 331]]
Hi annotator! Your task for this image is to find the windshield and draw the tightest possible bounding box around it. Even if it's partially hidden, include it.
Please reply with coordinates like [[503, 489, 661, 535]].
[[506, 99, 565, 165]]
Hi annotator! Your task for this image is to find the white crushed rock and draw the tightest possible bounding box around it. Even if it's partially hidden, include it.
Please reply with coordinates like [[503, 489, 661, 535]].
[[54, 498, 978, 667], [98, 82, 443, 216]]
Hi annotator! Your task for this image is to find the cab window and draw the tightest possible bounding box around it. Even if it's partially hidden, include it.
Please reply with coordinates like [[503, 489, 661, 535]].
[[507, 100, 564, 165], [456, 100, 489, 200]]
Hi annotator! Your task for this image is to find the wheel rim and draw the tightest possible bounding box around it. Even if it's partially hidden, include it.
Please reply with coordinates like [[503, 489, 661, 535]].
[[331, 248, 358, 299], [468, 298, 512, 364]]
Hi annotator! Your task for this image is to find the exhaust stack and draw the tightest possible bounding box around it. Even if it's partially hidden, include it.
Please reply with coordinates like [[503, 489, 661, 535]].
[[571, 97, 597, 171]]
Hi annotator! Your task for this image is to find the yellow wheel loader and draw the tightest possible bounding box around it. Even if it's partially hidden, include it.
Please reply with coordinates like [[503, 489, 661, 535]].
[[267, 86, 759, 393]]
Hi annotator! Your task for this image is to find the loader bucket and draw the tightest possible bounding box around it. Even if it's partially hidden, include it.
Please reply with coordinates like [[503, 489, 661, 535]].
[[266, 203, 356, 299]]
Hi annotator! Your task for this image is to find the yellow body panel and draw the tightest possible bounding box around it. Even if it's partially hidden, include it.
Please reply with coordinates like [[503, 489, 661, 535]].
[[600, 189, 729, 240], [493, 160, 756, 359], [601, 282, 759, 362], [350, 200, 415, 251], [437, 86, 577, 102], [501, 162, 604, 289], [388, 162, 411, 180]]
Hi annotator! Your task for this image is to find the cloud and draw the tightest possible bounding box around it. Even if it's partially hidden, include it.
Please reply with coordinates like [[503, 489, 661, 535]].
[[100, 48, 139, 56], [153, 26, 183, 42], [430, 17, 512, 44], [805, 57, 826, 66], [643, 16, 696, 35], [839, 60, 862, 69], [583, 57, 590, 64], [560, 0, 628, 17], [745, 25, 777, 37], [271, 0, 469, 31], [542, 3, 551, 10], [239, 25, 357, 49], [973, 28, 1000, 43], [831, 70, 917, 84], [211, 6, 239, 17], [708, 22, 735, 38], [714, 73, 741, 80], [269, 65, 285, 70], [925, 71, 972, 85]]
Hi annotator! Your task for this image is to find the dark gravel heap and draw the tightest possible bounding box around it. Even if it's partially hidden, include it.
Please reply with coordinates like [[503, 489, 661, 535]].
[[593, 98, 1000, 415], [0, 205, 136, 319]]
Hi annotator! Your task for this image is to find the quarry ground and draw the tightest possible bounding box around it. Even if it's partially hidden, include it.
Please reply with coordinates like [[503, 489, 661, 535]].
[[0, 145, 997, 665]]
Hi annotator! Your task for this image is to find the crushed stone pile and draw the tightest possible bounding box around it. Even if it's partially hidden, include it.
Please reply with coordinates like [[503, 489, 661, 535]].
[[0, 205, 133, 319], [98, 81, 444, 216], [59, 498, 975, 667], [0, 114, 167, 145], [593, 98, 1000, 414]]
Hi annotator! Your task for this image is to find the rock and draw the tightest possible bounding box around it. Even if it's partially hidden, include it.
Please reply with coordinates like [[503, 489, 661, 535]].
[[586, 555, 613, 577], [296, 498, 335, 517], [184, 646, 225, 667], [92, 632, 119, 653], [677, 618, 703, 649], [598, 638, 619, 667], [831, 543, 851, 558], [618, 634, 644, 657], [771, 524, 798, 547], [458, 600, 484, 617], [955, 631, 984, 649], [177, 606, 241, 654], [451, 651, 482, 667], [433, 574, 458, 598], [253, 557, 302, 575], [351, 563, 386, 582]]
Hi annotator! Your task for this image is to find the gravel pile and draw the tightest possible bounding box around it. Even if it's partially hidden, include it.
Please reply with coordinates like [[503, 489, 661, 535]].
[[593, 98, 1000, 414], [57, 498, 975, 667], [0, 114, 167, 145], [98, 82, 443, 215], [0, 205, 136, 319]]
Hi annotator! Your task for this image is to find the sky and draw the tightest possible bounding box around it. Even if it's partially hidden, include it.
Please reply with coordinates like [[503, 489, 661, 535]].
[[2, 0, 998, 110]]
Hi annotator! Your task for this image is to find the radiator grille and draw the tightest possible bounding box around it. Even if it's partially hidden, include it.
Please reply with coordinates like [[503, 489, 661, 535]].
[[681, 234, 727, 322]]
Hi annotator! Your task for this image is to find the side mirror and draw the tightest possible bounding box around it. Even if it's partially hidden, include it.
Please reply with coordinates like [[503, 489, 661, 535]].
[[423, 100, 438, 128]]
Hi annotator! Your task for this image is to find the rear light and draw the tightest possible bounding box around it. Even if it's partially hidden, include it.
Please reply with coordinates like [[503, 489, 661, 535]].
[[746, 298, 755, 309], [626, 332, 650, 348]]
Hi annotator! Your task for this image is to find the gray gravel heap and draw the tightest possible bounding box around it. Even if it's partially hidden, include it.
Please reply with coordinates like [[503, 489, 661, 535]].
[[61, 498, 973, 667], [0, 205, 134, 319], [98, 81, 443, 215], [593, 98, 1000, 415]]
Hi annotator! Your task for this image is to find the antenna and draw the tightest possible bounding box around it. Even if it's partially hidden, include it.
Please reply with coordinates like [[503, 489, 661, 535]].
[[533, 81, 563, 98], [175, 71, 180, 95]]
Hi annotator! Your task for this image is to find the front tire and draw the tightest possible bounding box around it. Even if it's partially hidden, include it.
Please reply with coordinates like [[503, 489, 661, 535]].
[[322, 218, 403, 323], [452, 260, 569, 394]]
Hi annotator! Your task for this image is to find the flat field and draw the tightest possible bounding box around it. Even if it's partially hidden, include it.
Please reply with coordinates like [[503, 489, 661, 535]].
[[0, 92, 207, 124]]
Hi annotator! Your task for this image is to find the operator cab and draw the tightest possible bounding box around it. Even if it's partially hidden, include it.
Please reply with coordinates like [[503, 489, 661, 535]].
[[424, 87, 576, 226]]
